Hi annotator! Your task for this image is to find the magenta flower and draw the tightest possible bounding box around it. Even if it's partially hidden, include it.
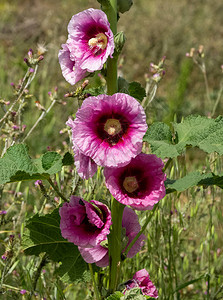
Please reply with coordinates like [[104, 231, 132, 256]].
[[59, 196, 111, 247], [125, 269, 158, 298], [58, 43, 87, 85], [67, 118, 97, 179], [67, 93, 147, 168], [104, 153, 166, 210], [67, 8, 114, 72], [78, 207, 145, 267]]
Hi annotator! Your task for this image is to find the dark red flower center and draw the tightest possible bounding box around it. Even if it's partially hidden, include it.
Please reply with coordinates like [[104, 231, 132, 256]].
[[95, 113, 129, 146]]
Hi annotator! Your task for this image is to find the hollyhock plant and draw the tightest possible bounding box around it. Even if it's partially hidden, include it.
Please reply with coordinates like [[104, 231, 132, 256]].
[[58, 43, 87, 85], [124, 269, 158, 298], [78, 207, 146, 267], [59, 196, 112, 248], [104, 153, 166, 210], [67, 93, 148, 168], [67, 8, 114, 72], [67, 118, 97, 179]]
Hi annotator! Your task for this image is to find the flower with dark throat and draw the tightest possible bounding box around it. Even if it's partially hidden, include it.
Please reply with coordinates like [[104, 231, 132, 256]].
[[67, 93, 147, 168], [59, 196, 111, 248], [124, 269, 158, 298], [67, 8, 114, 72], [104, 153, 166, 210], [78, 207, 146, 267]]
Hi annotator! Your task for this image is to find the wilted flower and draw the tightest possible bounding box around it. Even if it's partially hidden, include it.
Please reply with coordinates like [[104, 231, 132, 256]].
[[124, 269, 158, 298], [78, 207, 145, 267], [59, 196, 112, 248], [67, 119, 97, 179], [67, 8, 114, 72], [58, 43, 87, 85], [67, 93, 147, 168], [104, 153, 166, 210]]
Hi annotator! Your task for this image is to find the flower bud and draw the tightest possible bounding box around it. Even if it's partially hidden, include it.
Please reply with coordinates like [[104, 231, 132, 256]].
[[114, 31, 126, 56], [118, 0, 133, 14]]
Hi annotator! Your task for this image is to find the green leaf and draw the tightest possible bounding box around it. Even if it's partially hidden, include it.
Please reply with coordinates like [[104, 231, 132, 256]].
[[166, 171, 223, 194], [128, 82, 146, 101], [143, 122, 178, 158], [120, 288, 146, 300], [118, 76, 129, 94], [22, 208, 89, 283], [0, 144, 63, 185], [118, 77, 146, 101], [106, 291, 123, 300], [62, 152, 74, 166], [173, 274, 205, 294], [84, 86, 105, 96], [144, 115, 223, 158]]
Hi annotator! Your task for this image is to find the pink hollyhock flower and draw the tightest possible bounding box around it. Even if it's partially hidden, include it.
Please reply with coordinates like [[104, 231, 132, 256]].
[[67, 118, 97, 179], [67, 93, 147, 168], [104, 153, 166, 210], [78, 207, 145, 267], [67, 8, 114, 72], [58, 43, 87, 85], [125, 269, 158, 298], [59, 196, 111, 248]]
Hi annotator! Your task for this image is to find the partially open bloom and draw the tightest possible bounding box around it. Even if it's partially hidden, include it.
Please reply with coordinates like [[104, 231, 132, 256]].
[[78, 207, 145, 267], [67, 93, 147, 168], [67, 8, 114, 72], [59, 196, 112, 248], [67, 119, 97, 179], [58, 43, 87, 85], [124, 269, 158, 298], [104, 153, 166, 210]]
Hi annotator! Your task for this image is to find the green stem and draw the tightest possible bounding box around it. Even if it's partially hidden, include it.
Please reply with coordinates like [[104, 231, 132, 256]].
[[47, 178, 68, 202], [103, 0, 123, 293], [124, 203, 159, 257], [108, 198, 125, 292], [88, 264, 101, 300], [105, 0, 118, 96]]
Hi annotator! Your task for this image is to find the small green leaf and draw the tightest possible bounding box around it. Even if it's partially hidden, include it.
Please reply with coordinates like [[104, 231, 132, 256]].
[[84, 86, 105, 96], [173, 274, 205, 294], [106, 291, 123, 300], [0, 144, 63, 185], [120, 288, 146, 300], [62, 152, 74, 166], [118, 76, 129, 94], [22, 208, 89, 283], [128, 82, 146, 101]]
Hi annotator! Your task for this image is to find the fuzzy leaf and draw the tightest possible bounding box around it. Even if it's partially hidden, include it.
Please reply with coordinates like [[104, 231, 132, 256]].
[[106, 292, 123, 300], [0, 144, 63, 184], [166, 171, 223, 194], [128, 81, 146, 101], [62, 152, 74, 166], [120, 288, 146, 299], [22, 209, 89, 283], [144, 115, 223, 158]]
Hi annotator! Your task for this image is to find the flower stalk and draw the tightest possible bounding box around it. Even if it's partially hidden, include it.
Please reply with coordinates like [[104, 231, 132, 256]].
[[103, 0, 125, 292]]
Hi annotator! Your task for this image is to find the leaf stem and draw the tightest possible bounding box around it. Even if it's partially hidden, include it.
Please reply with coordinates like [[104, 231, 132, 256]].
[[47, 178, 68, 202], [124, 203, 159, 257], [88, 264, 101, 300]]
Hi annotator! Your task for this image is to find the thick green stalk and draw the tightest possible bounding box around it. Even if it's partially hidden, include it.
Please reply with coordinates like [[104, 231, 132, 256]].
[[102, 0, 123, 293], [105, 0, 118, 95], [108, 199, 125, 292]]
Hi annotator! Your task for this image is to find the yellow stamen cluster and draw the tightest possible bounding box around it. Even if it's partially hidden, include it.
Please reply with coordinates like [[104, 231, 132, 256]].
[[123, 176, 139, 193], [104, 119, 122, 136], [88, 33, 108, 50]]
